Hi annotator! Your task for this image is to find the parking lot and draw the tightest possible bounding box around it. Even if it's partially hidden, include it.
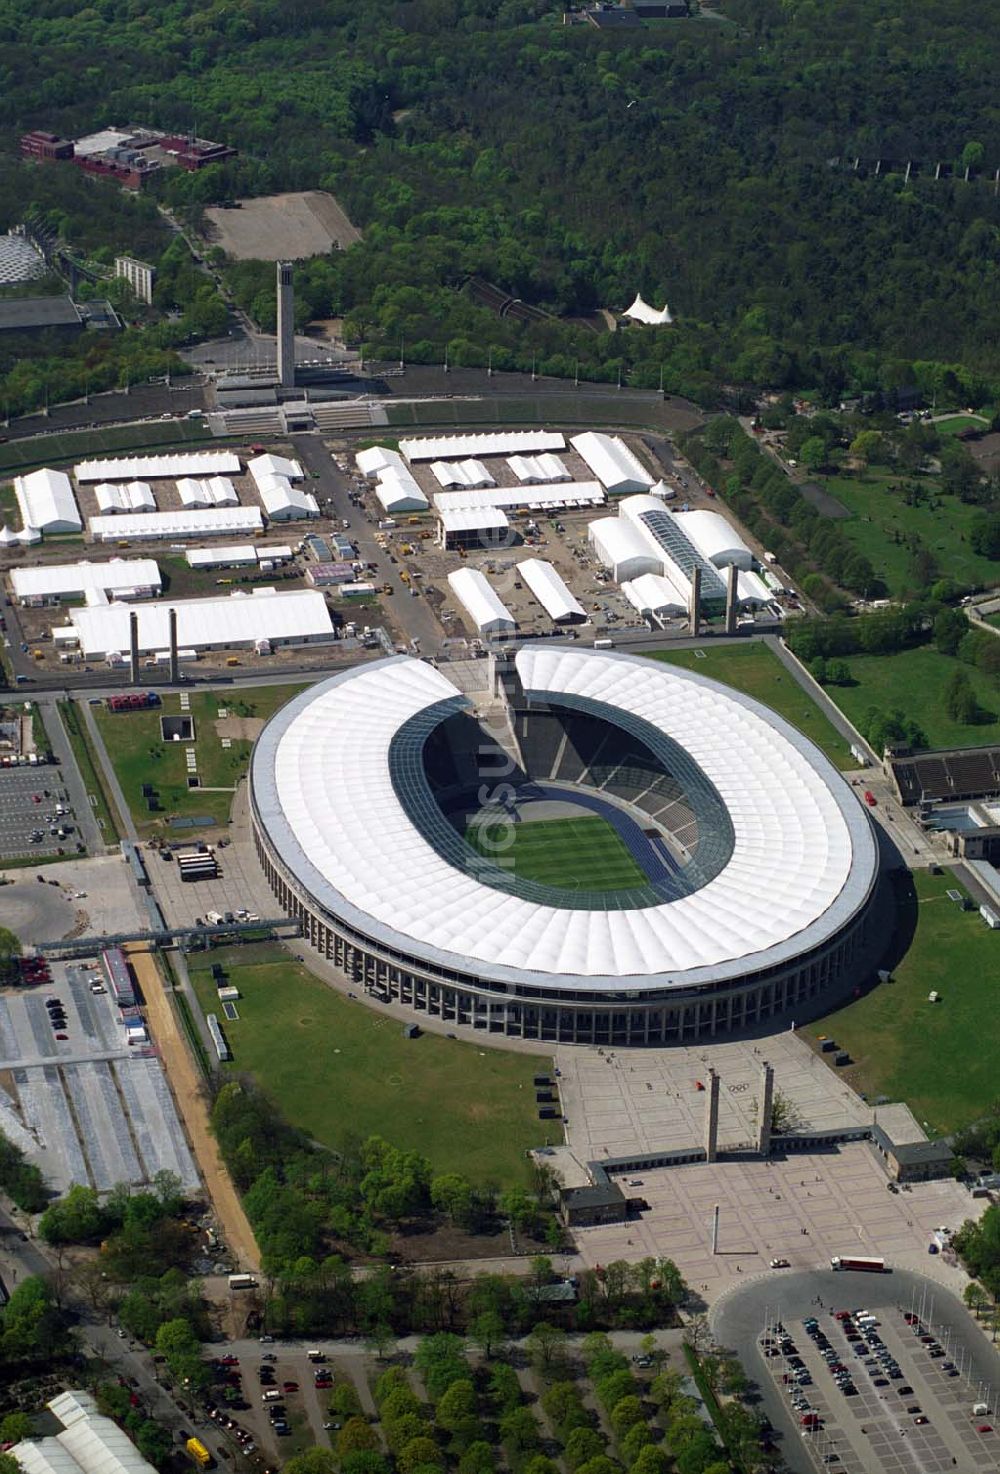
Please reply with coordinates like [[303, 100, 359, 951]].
[[0, 956, 199, 1195], [200, 1346, 346, 1461], [760, 1299, 1000, 1472], [0, 765, 80, 862]]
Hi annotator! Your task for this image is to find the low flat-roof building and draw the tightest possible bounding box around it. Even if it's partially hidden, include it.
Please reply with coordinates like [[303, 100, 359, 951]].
[[559, 1182, 628, 1227], [437, 505, 510, 551], [185, 544, 259, 569], [11, 558, 161, 605], [0, 296, 83, 337], [66, 587, 333, 658]]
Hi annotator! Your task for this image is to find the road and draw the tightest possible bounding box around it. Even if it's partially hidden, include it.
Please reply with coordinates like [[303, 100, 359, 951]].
[[39, 701, 105, 854], [79, 698, 136, 841], [289, 434, 445, 654]]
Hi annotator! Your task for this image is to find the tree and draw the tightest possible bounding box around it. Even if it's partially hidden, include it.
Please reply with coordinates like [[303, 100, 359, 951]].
[[850, 430, 884, 475], [337, 1419, 380, 1458], [341, 1456, 391, 1474], [630, 1450, 670, 1474], [0, 927, 21, 982], [526, 1321, 567, 1376], [620, 1422, 654, 1463], [436, 1380, 477, 1432], [398, 1436, 445, 1473], [39, 1184, 104, 1244], [430, 1174, 475, 1227], [281, 1453, 337, 1474], [0, 1456, 23, 1474], [971, 513, 1000, 559], [0, 1414, 33, 1444], [153, 1318, 207, 1390], [458, 1444, 496, 1474], [609, 1396, 644, 1439], [798, 436, 830, 473], [469, 1310, 505, 1360], [575, 1458, 622, 1474], [135, 1422, 172, 1467], [934, 607, 969, 655], [565, 1427, 607, 1470], [944, 668, 980, 724]]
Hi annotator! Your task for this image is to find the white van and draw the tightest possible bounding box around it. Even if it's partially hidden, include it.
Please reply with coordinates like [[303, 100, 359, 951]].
[[262, 1390, 283, 1402]]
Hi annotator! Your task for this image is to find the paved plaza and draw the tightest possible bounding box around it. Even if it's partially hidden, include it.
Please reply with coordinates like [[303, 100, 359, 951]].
[[573, 1144, 981, 1306], [556, 1030, 874, 1162], [0, 854, 146, 946]]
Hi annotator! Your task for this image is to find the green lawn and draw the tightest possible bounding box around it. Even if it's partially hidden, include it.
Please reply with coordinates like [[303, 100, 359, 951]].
[[648, 643, 853, 769], [804, 869, 1000, 1136], [189, 948, 542, 1184], [806, 471, 1000, 597], [465, 814, 647, 891], [0, 421, 212, 475], [935, 414, 989, 436], [831, 644, 1000, 750], [57, 700, 121, 843], [92, 681, 308, 833]]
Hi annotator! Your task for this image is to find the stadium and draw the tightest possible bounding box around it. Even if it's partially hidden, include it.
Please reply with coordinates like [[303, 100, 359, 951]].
[[250, 646, 881, 1045]]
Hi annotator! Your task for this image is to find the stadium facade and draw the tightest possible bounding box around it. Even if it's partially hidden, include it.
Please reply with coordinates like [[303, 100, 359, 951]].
[[250, 646, 881, 1045]]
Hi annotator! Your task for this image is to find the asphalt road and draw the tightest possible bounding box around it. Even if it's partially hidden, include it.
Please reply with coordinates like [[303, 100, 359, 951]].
[[711, 1268, 1000, 1474]]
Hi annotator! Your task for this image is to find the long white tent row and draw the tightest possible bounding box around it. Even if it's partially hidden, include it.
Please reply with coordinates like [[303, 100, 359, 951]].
[[14, 468, 82, 534], [400, 431, 565, 462], [433, 481, 604, 515], [90, 506, 263, 542], [570, 432, 655, 495], [11, 558, 162, 605], [447, 568, 516, 636], [430, 459, 495, 490], [65, 587, 334, 659], [507, 453, 570, 484], [177, 475, 239, 509], [186, 543, 293, 570], [94, 480, 156, 515], [74, 452, 241, 483], [15, 1391, 158, 1474], [515, 559, 586, 624]]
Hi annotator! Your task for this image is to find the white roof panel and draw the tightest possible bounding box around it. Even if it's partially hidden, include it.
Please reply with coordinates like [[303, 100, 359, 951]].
[[673, 508, 752, 568], [570, 432, 654, 493], [70, 588, 332, 656], [507, 453, 570, 484], [515, 559, 586, 622], [14, 468, 82, 532], [447, 568, 516, 633], [356, 446, 406, 478], [247, 453, 303, 481], [90, 507, 262, 541], [430, 459, 495, 490], [737, 569, 772, 604], [254, 477, 319, 519], [621, 570, 689, 615], [75, 453, 240, 483], [252, 649, 877, 994], [374, 467, 429, 513], [588, 516, 661, 576], [433, 481, 604, 513], [401, 431, 565, 462], [438, 505, 509, 533], [11, 559, 161, 600]]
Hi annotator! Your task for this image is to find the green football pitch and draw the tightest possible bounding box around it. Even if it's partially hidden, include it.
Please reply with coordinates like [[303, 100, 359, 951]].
[[464, 814, 647, 891]]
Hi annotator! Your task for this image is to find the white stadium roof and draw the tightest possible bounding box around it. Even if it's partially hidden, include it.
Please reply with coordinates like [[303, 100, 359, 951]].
[[515, 558, 586, 623], [90, 506, 263, 542], [251, 648, 876, 994], [74, 453, 241, 483], [447, 568, 516, 634], [14, 468, 82, 533], [673, 508, 752, 569], [11, 559, 161, 601], [430, 458, 495, 490], [400, 431, 565, 462], [507, 453, 570, 484], [570, 432, 654, 494], [68, 588, 333, 657]]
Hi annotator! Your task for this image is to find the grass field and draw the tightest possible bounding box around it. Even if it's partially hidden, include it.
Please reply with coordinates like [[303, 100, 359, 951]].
[[0, 420, 211, 475], [465, 814, 647, 891], [189, 947, 541, 1184], [93, 682, 308, 833], [935, 414, 989, 436], [830, 645, 1000, 750], [648, 643, 853, 768], [804, 869, 1000, 1136], [804, 471, 999, 597]]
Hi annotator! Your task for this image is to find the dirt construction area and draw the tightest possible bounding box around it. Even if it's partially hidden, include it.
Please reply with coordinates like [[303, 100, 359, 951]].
[[203, 191, 362, 260], [126, 945, 259, 1269]]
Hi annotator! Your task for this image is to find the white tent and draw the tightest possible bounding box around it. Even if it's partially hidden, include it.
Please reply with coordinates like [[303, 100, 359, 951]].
[[13, 468, 82, 533], [430, 459, 495, 490], [587, 517, 661, 583], [74, 453, 240, 483], [356, 446, 406, 478], [89, 506, 263, 542], [373, 467, 429, 513], [447, 568, 516, 636], [400, 431, 565, 462], [11, 559, 161, 604], [247, 452, 303, 481], [673, 508, 752, 569], [621, 571, 689, 620], [737, 569, 772, 605], [570, 433, 654, 495], [623, 294, 673, 326], [69, 588, 333, 657], [516, 559, 586, 624], [94, 481, 156, 514], [255, 475, 319, 521], [507, 453, 570, 484]]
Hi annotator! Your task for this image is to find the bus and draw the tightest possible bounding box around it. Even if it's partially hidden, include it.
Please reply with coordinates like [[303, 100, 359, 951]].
[[227, 1273, 258, 1290], [186, 1438, 213, 1468], [830, 1256, 887, 1273]]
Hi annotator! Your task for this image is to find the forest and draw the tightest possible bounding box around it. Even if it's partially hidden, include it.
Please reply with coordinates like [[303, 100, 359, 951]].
[[1, 0, 999, 403]]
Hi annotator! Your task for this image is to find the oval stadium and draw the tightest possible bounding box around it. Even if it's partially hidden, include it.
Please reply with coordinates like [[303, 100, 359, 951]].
[[250, 645, 881, 1045]]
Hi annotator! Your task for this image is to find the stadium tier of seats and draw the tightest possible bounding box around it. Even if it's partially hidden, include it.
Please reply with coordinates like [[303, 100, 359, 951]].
[[892, 746, 1000, 804]]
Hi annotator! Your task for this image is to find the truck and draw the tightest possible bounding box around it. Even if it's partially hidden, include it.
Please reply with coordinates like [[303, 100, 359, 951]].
[[979, 904, 1000, 930], [227, 1272, 258, 1290], [830, 1255, 886, 1273], [186, 1438, 213, 1468]]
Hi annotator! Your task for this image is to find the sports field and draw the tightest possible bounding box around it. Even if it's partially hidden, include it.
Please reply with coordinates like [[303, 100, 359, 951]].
[[649, 643, 853, 769], [804, 869, 1000, 1136], [465, 814, 647, 891], [189, 948, 541, 1184]]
